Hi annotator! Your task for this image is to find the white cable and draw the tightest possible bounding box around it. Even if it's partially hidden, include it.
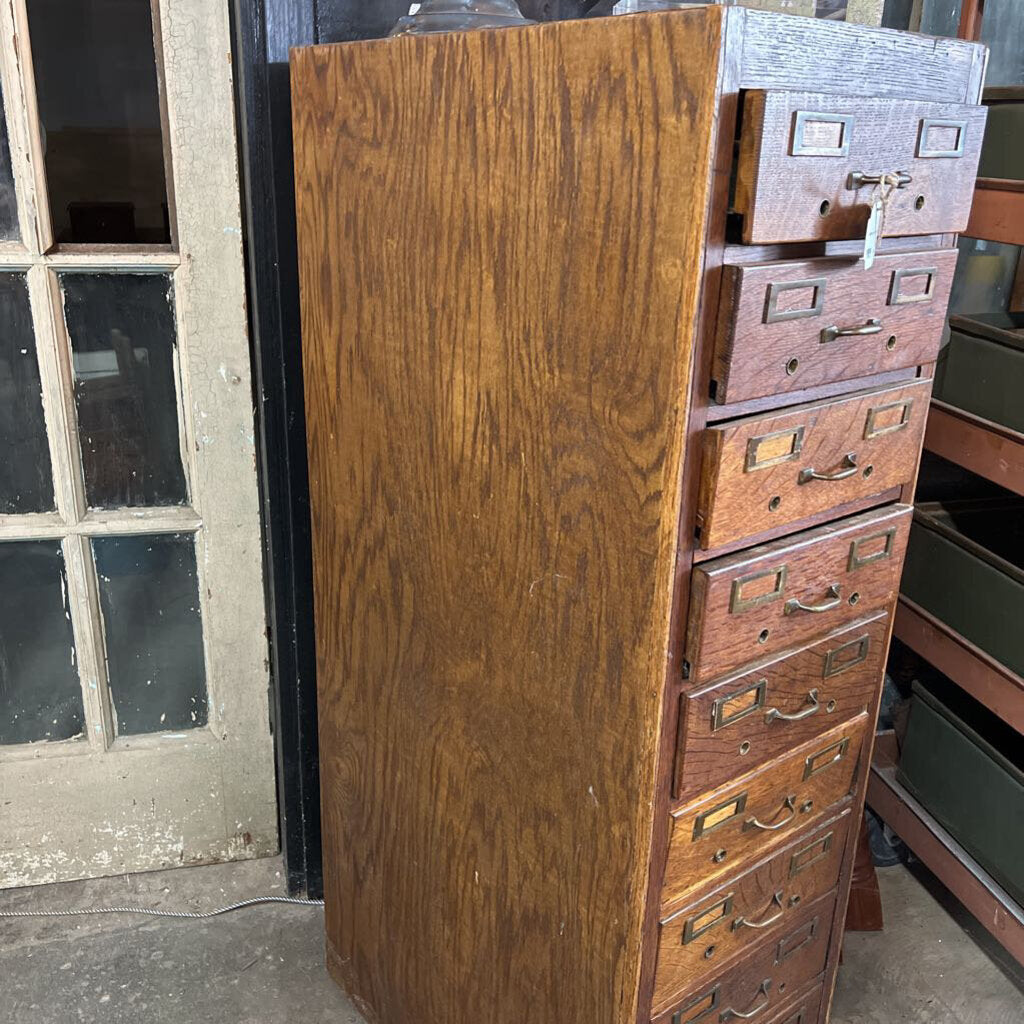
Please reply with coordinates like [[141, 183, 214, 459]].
[[0, 895, 324, 920]]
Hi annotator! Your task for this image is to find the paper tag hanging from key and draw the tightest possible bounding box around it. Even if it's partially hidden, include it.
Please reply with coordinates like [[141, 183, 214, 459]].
[[863, 195, 883, 270]]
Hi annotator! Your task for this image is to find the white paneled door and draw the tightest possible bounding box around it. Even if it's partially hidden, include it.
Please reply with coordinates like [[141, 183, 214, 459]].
[[0, 0, 276, 886]]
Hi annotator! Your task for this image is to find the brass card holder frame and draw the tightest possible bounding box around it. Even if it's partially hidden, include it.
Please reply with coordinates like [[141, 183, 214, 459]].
[[917, 117, 967, 159], [822, 634, 871, 677], [671, 984, 721, 1024], [864, 399, 913, 439], [711, 679, 768, 731], [791, 110, 854, 157], [763, 277, 827, 324], [692, 792, 749, 840], [888, 266, 938, 305], [680, 893, 736, 945], [745, 427, 805, 472], [788, 830, 835, 877], [775, 916, 819, 964], [848, 526, 897, 570], [729, 565, 788, 614], [802, 737, 850, 780]]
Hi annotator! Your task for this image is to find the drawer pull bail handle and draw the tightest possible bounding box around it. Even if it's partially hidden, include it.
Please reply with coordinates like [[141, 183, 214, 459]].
[[847, 170, 912, 190], [798, 454, 858, 484], [733, 892, 785, 932], [765, 689, 820, 723], [784, 584, 841, 615], [720, 980, 772, 1021], [745, 795, 796, 833], [820, 317, 882, 343]]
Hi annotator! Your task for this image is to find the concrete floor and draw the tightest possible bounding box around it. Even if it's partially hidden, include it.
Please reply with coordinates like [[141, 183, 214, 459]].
[[2, 856, 1021, 1023]]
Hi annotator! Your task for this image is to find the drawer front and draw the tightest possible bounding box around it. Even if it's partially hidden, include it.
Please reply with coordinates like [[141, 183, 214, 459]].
[[653, 811, 850, 1013], [662, 715, 867, 904], [652, 892, 836, 1024], [761, 981, 826, 1024], [686, 504, 910, 684], [712, 249, 958, 404], [697, 379, 928, 551], [675, 612, 888, 799], [734, 91, 986, 243]]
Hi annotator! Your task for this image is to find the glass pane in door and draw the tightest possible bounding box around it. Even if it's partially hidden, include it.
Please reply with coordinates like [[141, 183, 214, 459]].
[[26, 0, 170, 244], [0, 82, 19, 241], [0, 540, 83, 745], [93, 533, 207, 735], [0, 273, 54, 512], [61, 272, 187, 508]]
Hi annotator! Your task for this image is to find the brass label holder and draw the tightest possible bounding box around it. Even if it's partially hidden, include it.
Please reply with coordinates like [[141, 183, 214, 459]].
[[864, 398, 913, 439], [917, 117, 967, 159], [791, 110, 854, 157], [822, 634, 871, 677], [730, 566, 788, 614], [764, 277, 827, 324], [848, 526, 897, 571], [711, 679, 768, 732]]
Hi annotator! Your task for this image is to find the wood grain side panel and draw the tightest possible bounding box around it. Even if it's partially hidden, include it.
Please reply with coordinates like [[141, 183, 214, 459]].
[[290, 12, 723, 1024], [712, 249, 958, 404], [686, 504, 911, 683], [697, 380, 929, 551]]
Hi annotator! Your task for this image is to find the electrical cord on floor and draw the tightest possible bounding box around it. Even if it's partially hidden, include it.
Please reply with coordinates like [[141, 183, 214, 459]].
[[0, 895, 324, 920]]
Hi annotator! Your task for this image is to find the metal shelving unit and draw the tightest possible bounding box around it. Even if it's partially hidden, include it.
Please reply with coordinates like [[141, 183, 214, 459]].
[[867, 0, 1024, 968]]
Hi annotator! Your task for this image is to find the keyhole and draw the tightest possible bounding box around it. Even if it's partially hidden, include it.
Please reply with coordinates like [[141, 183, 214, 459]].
[[915, 195, 925, 210], [819, 200, 831, 216]]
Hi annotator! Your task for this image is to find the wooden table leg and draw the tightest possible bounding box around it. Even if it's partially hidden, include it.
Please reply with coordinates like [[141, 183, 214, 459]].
[[845, 810, 885, 931]]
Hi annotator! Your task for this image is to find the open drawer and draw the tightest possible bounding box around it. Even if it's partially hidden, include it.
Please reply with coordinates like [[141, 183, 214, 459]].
[[734, 91, 987, 243]]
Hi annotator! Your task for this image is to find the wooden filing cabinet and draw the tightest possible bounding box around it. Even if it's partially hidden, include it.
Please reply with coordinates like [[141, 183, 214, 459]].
[[291, 9, 986, 1024]]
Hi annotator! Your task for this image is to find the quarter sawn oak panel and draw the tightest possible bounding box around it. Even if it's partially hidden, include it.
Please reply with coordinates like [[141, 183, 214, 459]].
[[291, 12, 723, 1024]]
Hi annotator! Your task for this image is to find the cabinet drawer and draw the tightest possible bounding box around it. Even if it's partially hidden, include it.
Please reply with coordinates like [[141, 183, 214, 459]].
[[653, 811, 850, 1014], [712, 249, 958, 404], [662, 716, 867, 904], [697, 379, 927, 551], [762, 981, 825, 1024], [686, 504, 910, 684], [734, 91, 986, 243], [675, 612, 887, 800], [651, 892, 836, 1024]]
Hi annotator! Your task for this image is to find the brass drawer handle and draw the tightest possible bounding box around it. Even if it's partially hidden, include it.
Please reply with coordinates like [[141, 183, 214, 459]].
[[847, 170, 912, 190], [784, 584, 841, 615], [820, 318, 882, 343], [720, 980, 772, 1021], [765, 689, 820, 723], [733, 892, 784, 932], [745, 795, 796, 832], [798, 454, 858, 484]]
